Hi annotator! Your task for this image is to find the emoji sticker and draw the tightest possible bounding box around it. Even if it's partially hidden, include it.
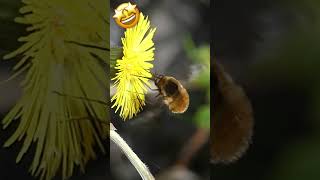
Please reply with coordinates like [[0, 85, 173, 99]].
[[113, 2, 140, 29]]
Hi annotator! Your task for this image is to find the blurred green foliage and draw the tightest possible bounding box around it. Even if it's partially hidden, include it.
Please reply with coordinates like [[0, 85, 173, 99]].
[[184, 36, 210, 129], [247, 1, 320, 179], [193, 105, 210, 129], [269, 137, 320, 180]]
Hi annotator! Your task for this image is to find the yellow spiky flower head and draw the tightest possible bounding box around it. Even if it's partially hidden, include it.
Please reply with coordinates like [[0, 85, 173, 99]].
[[111, 12, 156, 120], [2, 0, 109, 180]]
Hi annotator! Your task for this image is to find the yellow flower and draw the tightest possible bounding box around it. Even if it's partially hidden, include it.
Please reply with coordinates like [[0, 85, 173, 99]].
[[2, 0, 109, 180], [111, 12, 156, 120]]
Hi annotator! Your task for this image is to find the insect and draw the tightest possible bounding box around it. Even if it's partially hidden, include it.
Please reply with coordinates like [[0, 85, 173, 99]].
[[212, 60, 254, 164], [151, 74, 190, 113], [63, 39, 190, 115]]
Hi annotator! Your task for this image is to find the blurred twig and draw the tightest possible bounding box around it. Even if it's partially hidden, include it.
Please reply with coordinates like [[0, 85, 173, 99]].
[[176, 128, 209, 167]]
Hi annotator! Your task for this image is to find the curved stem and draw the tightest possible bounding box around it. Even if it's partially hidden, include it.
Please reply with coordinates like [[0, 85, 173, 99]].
[[110, 124, 154, 180]]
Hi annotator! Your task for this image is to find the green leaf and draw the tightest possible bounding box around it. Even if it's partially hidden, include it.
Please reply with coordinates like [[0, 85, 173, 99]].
[[193, 105, 210, 129]]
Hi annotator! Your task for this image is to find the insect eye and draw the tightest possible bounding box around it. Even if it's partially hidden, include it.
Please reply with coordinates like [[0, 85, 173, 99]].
[[164, 80, 178, 96]]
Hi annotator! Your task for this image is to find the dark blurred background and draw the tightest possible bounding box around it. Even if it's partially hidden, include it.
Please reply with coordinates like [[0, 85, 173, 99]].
[[0, 1, 35, 179], [0, 0, 210, 180], [214, 0, 320, 180]]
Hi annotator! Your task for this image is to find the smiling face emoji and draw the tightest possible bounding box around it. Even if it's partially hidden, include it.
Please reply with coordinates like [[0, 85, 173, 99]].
[[113, 2, 140, 29]]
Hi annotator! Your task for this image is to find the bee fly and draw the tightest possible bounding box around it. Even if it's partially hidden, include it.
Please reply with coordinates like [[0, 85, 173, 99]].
[[212, 60, 254, 163], [152, 74, 189, 113]]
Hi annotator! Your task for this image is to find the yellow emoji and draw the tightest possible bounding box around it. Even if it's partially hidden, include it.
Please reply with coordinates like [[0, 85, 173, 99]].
[[113, 2, 140, 29]]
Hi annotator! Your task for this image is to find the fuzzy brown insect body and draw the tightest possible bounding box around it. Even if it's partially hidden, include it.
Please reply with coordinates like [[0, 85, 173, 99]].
[[212, 61, 254, 164], [153, 75, 189, 113]]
